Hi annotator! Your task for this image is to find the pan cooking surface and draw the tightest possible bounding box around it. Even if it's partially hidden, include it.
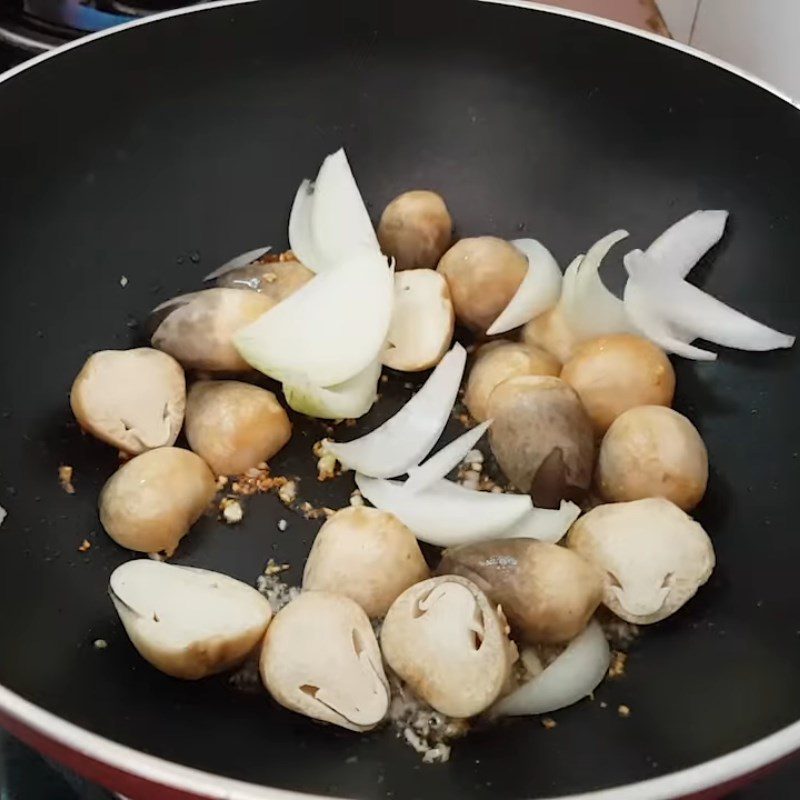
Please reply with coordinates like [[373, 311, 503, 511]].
[[0, 1, 799, 797]]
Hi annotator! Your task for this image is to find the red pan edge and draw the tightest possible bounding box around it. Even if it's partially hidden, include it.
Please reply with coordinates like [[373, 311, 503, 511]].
[[0, 1, 799, 798]]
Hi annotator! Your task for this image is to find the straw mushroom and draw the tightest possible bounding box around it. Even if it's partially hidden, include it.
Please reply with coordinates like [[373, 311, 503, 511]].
[[382, 270, 454, 372], [303, 507, 429, 618], [437, 237, 527, 335], [561, 334, 676, 434], [109, 560, 271, 679], [522, 304, 580, 364], [70, 348, 185, 454], [99, 447, 216, 556], [567, 498, 715, 624], [377, 190, 453, 270], [465, 341, 560, 422], [438, 538, 603, 644], [150, 288, 273, 372], [260, 591, 389, 731], [185, 381, 291, 475], [597, 405, 708, 511], [215, 257, 314, 303], [380, 575, 516, 718], [487, 376, 595, 507]]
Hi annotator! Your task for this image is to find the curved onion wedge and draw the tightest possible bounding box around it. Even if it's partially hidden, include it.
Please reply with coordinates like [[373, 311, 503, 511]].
[[487, 239, 562, 335], [562, 230, 634, 340], [624, 279, 717, 361], [404, 420, 492, 494], [235, 250, 394, 387], [288, 149, 380, 273], [502, 500, 582, 544], [109, 560, 272, 680], [283, 358, 381, 420], [493, 621, 609, 717], [203, 246, 272, 282], [356, 475, 532, 547], [625, 250, 795, 352], [646, 210, 728, 278], [327, 344, 466, 478]]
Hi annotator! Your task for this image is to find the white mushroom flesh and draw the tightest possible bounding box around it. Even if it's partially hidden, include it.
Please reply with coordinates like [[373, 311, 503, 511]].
[[260, 591, 389, 731]]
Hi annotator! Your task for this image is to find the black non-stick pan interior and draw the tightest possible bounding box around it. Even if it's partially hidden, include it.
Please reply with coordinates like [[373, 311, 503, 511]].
[[0, 0, 799, 797]]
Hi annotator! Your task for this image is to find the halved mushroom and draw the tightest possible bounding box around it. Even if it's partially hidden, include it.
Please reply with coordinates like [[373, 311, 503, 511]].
[[303, 507, 429, 618], [382, 270, 454, 372], [437, 237, 527, 335], [380, 575, 516, 718], [487, 376, 595, 507], [109, 560, 271, 680], [215, 256, 314, 303], [150, 288, 273, 372], [567, 498, 715, 624], [185, 380, 292, 475], [377, 190, 453, 270], [99, 447, 216, 556], [464, 341, 560, 422], [70, 348, 185, 454], [596, 405, 708, 511], [438, 538, 603, 644], [260, 591, 389, 731]]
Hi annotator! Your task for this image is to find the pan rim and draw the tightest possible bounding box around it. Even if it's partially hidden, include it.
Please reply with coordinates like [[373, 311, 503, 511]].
[[0, 1, 798, 798]]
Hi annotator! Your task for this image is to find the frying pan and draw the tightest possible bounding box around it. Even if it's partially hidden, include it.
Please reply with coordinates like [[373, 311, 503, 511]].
[[1, 0, 799, 798]]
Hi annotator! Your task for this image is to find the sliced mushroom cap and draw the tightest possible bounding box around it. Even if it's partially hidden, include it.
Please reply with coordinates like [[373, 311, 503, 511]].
[[99, 447, 216, 556], [260, 591, 389, 731], [185, 380, 292, 475], [70, 348, 185, 454], [465, 341, 560, 422], [377, 190, 453, 270], [150, 288, 273, 372], [438, 538, 603, 644], [382, 270, 454, 372], [596, 405, 708, 511], [110, 560, 271, 680], [437, 237, 527, 335], [303, 507, 429, 618], [380, 575, 517, 718], [561, 334, 676, 434], [216, 257, 314, 303], [487, 376, 595, 507], [567, 498, 715, 624]]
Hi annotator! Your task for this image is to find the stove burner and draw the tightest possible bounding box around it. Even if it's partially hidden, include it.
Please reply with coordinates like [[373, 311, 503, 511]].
[[0, 0, 199, 52]]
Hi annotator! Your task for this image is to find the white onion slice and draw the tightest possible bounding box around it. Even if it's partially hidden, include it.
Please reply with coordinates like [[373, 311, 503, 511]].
[[203, 246, 272, 282], [0, 504, 6, 526], [234, 250, 394, 387], [646, 210, 728, 278], [486, 240, 561, 335], [501, 500, 582, 544], [493, 621, 610, 717], [562, 230, 634, 339], [625, 250, 795, 352], [283, 358, 381, 420], [326, 344, 466, 478], [624, 279, 717, 361], [403, 420, 492, 494], [288, 149, 380, 273], [356, 475, 531, 547]]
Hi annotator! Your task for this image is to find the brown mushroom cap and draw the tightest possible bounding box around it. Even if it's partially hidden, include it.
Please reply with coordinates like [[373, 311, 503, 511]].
[[438, 538, 603, 643], [465, 341, 561, 422], [487, 376, 595, 507], [437, 237, 527, 334], [185, 380, 291, 476], [561, 334, 676, 434], [522, 305, 580, 364], [70, 348, 185, 454], [151, 288, 273, 372], [216, 257, 314, 303], [99, 447, 216, 556], [303, 506, 429, 618], [377, 190, 453, 270], [596, 405, 708, 511]]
